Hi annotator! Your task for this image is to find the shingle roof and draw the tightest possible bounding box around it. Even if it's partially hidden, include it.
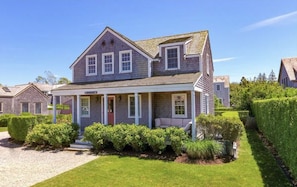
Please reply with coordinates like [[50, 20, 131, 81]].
[[135, 30, 208, 58], [281, 57, 297, 81], [54, 72, 201, 91], [213, 75, 230, 88]]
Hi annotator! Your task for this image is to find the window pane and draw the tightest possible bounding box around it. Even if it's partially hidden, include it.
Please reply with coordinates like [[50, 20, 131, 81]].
[[121, 52, 131, 71], [167, 48, 178, 69], [81, 98, 89, 116], [88, 57, 96, 74], [104, 55, 113, 73], [22, 103, 29, 113], [129, 95, 141, 117], [35, 103, 41, 114]]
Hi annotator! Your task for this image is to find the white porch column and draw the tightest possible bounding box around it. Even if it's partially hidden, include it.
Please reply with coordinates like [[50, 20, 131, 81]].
[[104, 94, 108, 125], [71, 96, 75, 123], [191, 90, 197, 140], [76, 95, 81, 133], [148, 92, 152, 129], [134, 92, 139, 125], [53, 95, 57, 124]]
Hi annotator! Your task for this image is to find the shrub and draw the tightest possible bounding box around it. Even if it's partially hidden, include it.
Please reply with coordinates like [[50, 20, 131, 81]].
[[35, 115, 52, 124], [56, 114, 72, 124], [83, 123, 110, 151], [26, 123, 78, 148], [125, 125, 149, 152], [0, 114, 16, 127], [185, 140, 222, 160], [108, 124, 129, 151], [165, 127, 189, 155], [144, 128, 167, 154], [8, 116, 37, 141]]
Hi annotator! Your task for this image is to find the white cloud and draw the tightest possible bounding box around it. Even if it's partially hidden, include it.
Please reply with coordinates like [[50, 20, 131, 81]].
[[242, 10, 297, 31], [213, 57, 236, 63]]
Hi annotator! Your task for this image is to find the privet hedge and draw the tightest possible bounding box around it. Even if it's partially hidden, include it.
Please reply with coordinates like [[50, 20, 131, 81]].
[[8, 116, 37, 141], [253, 97, 297, 179]]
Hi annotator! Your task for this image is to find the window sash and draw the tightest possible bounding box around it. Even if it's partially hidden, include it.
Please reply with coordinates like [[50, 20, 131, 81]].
[[86, 55, 97, 76], [165, 47, 180, 70], [35, 103, 42, 114], [120, 50, 132, 73], [172, 94, 187, 118], [22, 103, 29, 113], [102, 52, 114, 74], [128, 95, 141, 118], [81, 97, 90, 117]]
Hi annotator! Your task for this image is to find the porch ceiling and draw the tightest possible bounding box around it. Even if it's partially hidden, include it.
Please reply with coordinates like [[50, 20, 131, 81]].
[[52, 72, 202, 95]]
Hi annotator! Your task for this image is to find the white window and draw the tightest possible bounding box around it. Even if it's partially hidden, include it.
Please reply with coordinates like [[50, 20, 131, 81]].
[[35, 103, 42, 114], [165, 46, 180, 70], [21, 102, 29, 113], [0, 102, 3, 112], [119, 50, 132, 73], [128, 95, 141, 118], [172, 93, 187, 118], [86, 54, 97, 76], [206, 54, 210, 75], [216, 85, 221, 91], [102, 52, 114, 74], [81, 96, 90, 117]]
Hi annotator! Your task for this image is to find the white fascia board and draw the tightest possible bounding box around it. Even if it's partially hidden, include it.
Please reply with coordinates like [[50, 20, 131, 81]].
[[159, 42, 185, 48], [52, 83, 195, 96]]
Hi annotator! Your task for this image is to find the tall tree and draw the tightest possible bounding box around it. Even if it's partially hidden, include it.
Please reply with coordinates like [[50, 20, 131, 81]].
[[35, 71, 70, 85], [268, 70, 277, 82], [58, 77, 71, 84]]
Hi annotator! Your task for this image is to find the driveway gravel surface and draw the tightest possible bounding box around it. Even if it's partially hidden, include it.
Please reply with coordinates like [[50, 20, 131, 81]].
[[0, 131, 98, 187]]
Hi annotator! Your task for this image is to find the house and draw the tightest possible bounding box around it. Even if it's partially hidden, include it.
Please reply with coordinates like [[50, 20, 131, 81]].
[[52, 26, 214, 139], [0, 83, 72, 115], [278, 57, 297, 87], [213, 75, 230, 107]]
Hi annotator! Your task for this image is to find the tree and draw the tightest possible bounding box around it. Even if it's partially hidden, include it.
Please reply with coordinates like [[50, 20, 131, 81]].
[[268, 70, 277, 82], [35, 71, 70, 85]]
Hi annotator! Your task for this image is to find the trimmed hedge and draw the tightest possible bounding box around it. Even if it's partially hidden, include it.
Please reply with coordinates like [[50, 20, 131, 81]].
[[0, 114, 16, 127], [8, 116, 37, 141], [253, 97, 297, 179], [26, 123, 79, 148]]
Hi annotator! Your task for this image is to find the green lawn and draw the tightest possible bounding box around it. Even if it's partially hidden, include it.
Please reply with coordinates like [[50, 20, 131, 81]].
[[0, 127, 7, 132], [33, 129, 291, 187]]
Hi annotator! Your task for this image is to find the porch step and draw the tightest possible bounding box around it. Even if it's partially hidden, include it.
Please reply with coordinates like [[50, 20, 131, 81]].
[[67, 136, 93, 151]]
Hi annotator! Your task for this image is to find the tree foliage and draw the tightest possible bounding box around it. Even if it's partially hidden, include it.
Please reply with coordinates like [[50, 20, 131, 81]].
[[35, 71, 70, 85], [230, 76, 297, 111]]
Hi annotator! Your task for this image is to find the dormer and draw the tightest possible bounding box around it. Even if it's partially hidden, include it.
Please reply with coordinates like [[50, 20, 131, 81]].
[[158, 37, 192, 70]]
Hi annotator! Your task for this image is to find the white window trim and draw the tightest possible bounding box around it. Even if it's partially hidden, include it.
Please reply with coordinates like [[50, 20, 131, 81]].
[[206, 54, 210, 75], [34, 102, 42, 114], [0, 102, 3, 112], [128, 95, 142, 118], [102, 52, 114, 75], [81, 96, 90, 118], [165, 46, 180, 70], [172, 93, 187, 118], [21, 102, 30, 113], [86, 54, 97, 76], [119, 50, 132, 73]]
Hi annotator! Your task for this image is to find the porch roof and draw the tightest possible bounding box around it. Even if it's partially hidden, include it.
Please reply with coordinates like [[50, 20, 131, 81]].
[[52, 72, 202, 95]]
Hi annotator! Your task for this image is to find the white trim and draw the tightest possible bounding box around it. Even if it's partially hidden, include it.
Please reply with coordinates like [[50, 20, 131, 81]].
[[0, 102, 3, 112], [70, 27, 153, 70], [185, 54, 199, 58], [128, 94, 142, 118], [165, 46, 180, 70], [101, 95, 116, 125], [102, 52, 114, 75], [160, 42, 186, 48], [80, 96, 90, 117], [86, 54, 97, 76], [21, 102, 30, 113], [191, 90, 196, 140], [119, 50, 132, 73], [171, 93, 187, 118], [205, 94, 209, 114], [148, 92, 152, 129]]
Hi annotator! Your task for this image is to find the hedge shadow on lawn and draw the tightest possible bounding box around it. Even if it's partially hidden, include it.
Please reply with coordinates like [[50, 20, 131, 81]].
[[245, 129, 292, 187]]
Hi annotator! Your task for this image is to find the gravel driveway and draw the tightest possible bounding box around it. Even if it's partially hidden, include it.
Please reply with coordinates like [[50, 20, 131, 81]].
[[0, 131, 98, 187]]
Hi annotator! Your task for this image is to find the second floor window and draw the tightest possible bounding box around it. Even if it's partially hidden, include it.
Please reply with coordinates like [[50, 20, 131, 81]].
[[86, 54, 97, 76], [102, 52, 114, 74], [165, 46, 180, 70], [119, 50, 132, 73], [216, 85, 221, 91]]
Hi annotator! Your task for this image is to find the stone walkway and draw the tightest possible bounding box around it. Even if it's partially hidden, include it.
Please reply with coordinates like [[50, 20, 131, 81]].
[[0, 131, 98, 187]]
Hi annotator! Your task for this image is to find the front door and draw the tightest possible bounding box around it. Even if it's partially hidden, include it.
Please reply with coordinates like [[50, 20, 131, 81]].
[[108, 97, 114, 125]]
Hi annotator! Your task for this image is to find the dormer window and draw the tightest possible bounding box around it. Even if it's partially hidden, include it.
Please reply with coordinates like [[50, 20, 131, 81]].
[[165, 46, 180, 70], [86, 54, 97, 76]]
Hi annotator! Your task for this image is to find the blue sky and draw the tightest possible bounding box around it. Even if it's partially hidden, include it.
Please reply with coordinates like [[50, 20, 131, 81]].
[[0, 0, 296, 86]]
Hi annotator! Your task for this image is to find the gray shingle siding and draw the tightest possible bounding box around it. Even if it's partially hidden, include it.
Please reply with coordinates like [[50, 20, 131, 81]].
[[214, 82, 230, 107], [73, 31, 148, 83]]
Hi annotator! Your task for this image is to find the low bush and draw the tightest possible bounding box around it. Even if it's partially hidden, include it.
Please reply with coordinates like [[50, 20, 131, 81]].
[[35, 115, 52, 124], [185, 140, 222, 160], [108, 124, 129, 151], [56, 114, 72, 124], [0, 114, 16, 127], [125, 125, 149, 152], [165, 127, 189, 155], [26, 123, 79, 148], [83, 123, 110, 151], [144, 128, 167, 154], [8, 116, 37, 141]]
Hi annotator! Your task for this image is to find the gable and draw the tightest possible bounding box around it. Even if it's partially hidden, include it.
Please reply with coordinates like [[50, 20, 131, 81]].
[[70, 27, 153, 69], [278, 57, 297, 82]]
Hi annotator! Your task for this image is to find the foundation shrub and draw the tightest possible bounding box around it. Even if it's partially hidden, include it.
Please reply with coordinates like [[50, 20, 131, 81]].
[[125, 125, 149, 152], [185, 140, 223, 160], [165, 127, 189, 155], [108, 124, 129, 151], [144, 128, 167, 154], [8, 116, 37, 141], [83, 123, 110, 151], [0, 114, 16, 127]]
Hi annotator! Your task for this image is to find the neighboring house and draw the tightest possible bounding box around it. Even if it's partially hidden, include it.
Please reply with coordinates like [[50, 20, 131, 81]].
[[0, 83, 72, 115], [52, 26, 214, 139], [278, 57, 297, 88], [213, 75, 230, 107]]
